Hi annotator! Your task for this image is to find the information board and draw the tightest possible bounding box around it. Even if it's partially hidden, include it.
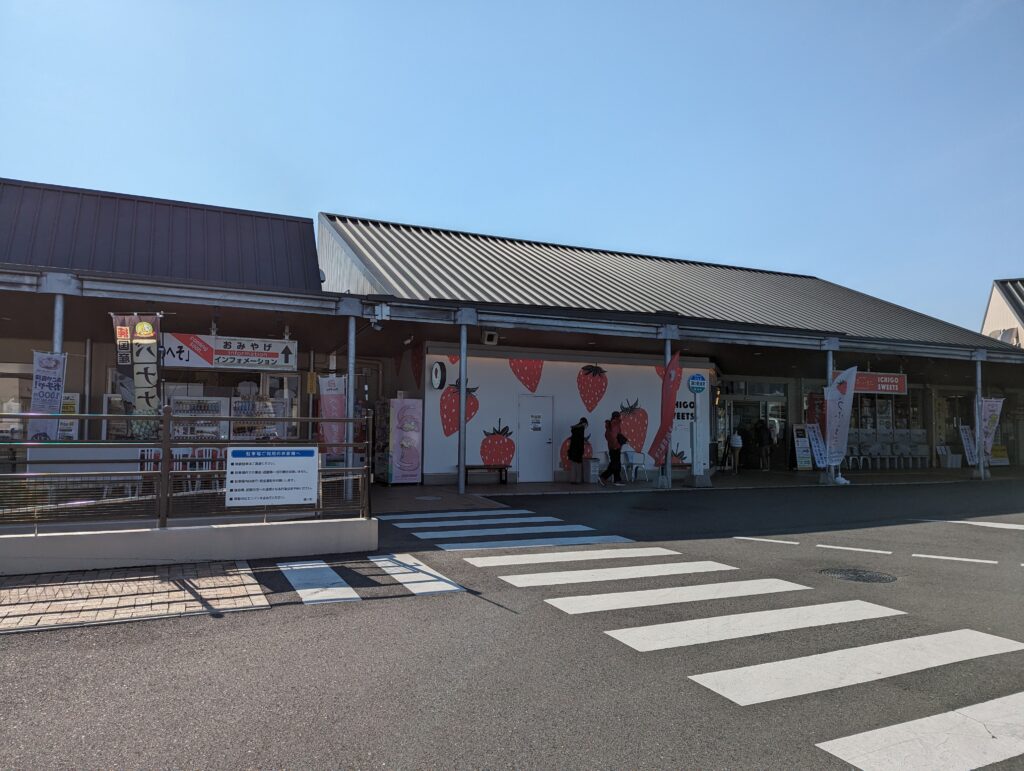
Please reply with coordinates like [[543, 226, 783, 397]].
[[793, 425, 814, 471], [806, 423, 828, 469], [959, 425, 978, 467], [225, 447, 318, 507]]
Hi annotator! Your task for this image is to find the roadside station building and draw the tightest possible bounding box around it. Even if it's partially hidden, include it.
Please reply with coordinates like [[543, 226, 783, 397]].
[[2, 176, 1023, 494]]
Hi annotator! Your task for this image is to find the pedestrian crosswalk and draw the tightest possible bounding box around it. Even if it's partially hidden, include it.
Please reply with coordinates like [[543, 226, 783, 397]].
[[427, 510, 1024, 769], [271, 553, 464, 603]]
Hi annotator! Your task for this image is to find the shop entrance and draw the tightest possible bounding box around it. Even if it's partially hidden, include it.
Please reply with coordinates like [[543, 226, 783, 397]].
[[720, 398, 788, 470], [517, 395, 553, 483]]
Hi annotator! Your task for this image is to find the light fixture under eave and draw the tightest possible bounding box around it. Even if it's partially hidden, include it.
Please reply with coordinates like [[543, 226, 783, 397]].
[[403, 335, 414, 346]]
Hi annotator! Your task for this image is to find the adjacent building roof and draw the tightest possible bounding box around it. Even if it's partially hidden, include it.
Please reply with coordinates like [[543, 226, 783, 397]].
[[0, 177, 323, 294], [994, 279, 1024, 324], [320, 213, 1009, 351]]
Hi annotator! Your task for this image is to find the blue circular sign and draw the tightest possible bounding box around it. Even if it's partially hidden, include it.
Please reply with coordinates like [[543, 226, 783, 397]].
[[687, 373, 707, 394]]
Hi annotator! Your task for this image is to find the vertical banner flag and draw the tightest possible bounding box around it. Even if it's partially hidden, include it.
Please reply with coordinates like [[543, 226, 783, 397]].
[[824, 366, 858, 467], [981, 398, 1004, 458], [111, 313, 162, 439], [27, 351, 67, 440], [318, 374, 347, 456], [648, 352, 683, 466]]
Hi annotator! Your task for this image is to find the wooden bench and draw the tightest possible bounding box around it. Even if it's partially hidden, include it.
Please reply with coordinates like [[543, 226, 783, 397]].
[[464, 464, 509, 485]]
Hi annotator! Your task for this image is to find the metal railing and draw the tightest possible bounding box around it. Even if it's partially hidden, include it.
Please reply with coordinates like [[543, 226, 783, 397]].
[[0, 407, 372, 530]]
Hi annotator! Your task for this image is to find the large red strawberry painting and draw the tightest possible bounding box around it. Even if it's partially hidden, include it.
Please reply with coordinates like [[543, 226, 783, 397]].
[[448, 354, 459, 365], [509, 359, 543, 392], [559, 434, 593, 471], [576, 365, 607, 412], [480, 420, 515, 466], [619, 398, 649, 450], [439, 381, 479, 437]]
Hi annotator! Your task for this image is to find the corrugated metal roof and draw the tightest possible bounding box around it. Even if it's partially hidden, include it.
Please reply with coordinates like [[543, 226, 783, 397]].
[[995, 279, 1024, 324], [0, 177, 323, 294], [321, 213, 1008, 350]]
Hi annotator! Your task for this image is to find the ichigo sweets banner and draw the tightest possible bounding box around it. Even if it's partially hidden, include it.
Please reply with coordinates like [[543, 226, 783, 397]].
[[825, 366, 858, 467], [648, 352, 683, 467], [111, 313, 162, 439]]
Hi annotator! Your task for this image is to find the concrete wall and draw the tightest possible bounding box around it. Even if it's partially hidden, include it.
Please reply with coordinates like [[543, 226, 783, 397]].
[[0, 517, 378, 575]]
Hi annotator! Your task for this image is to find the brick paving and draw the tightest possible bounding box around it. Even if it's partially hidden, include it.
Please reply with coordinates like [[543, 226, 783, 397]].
[[0, 560, 269, 633]]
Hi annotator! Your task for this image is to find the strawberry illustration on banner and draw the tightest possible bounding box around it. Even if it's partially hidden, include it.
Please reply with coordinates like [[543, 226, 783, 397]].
[[648, 353, 683, 466], [440, 380, 479, 437], [576, 365, 607, 412], [619, 398, 649, 451], [481, 420, 515, 466], [509, 359, 543, 392], [559, 434, 593, 471]]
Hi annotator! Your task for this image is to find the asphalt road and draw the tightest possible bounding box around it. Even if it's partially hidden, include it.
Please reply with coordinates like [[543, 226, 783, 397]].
[[2, 480, 1024, 769]]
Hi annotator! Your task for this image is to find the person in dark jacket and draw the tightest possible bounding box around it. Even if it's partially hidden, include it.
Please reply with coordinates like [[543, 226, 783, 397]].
[[599, 411, 625, 486], [755, 419, 773, 471], [567, 417, 588, 484]]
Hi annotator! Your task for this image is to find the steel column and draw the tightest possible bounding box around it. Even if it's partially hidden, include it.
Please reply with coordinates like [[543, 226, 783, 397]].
[[347, 317, 356, 489], [975, 358, 985, 480], [825, 349, 834, 480], [663, 337, 672, 488], [457, 325, 468, 494], [83, 338, 92, 440], [307, 349, 315, 440], [51, 294, 64, 353]]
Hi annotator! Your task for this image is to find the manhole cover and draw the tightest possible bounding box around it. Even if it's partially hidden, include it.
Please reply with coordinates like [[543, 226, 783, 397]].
[[819, 568, 897, 584]]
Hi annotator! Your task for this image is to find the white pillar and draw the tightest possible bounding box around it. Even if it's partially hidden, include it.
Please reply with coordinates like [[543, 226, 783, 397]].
[[83, 337, 92, 440], [457, 324, 468, 494], [663, 337, 672, 488], [975, 358, 985, 481], [52, 294, 64, 353]]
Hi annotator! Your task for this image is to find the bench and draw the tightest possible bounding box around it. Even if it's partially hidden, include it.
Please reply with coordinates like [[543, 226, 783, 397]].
[[464, 464, 509, 485]]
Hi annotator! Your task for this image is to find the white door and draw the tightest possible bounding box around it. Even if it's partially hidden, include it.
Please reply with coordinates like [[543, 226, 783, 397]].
[[517, 395, 554, 482]]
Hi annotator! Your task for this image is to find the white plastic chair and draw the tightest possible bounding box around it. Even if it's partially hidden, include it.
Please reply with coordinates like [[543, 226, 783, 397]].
[[622, 450, 649, 482]]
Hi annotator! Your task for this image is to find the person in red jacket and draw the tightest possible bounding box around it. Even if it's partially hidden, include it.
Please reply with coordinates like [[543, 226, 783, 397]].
[[599, 411, 626, 486]]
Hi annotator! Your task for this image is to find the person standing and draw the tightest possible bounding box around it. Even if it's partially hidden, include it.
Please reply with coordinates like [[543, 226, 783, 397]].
[[729, 427, 743, 475], [567, 417, 589, 484], [599, 411, 626, 486], [755, 420, 773, 471]]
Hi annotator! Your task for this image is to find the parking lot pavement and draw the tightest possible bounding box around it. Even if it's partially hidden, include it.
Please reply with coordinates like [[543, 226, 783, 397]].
[[1, 480, 1023, 769]]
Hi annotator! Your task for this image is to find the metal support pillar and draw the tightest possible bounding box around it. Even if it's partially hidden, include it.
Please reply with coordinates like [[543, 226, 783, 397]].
[[52, 293, 64, 353], [346, 317, 356, 499], [458, 324, 468, 494], [825, 349, 835, 481], [662, 337, 672, 488], [307, 349, 315, 440], [83, 338, 92, 439], [975, 358, 985, 481]]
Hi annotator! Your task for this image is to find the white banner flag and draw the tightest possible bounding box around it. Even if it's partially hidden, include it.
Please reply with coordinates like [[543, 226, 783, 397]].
[[825, 366, 858, 467], [27, 351, 67, 441], [318, 375, 347, 455], [981, 398, 1004, 457]]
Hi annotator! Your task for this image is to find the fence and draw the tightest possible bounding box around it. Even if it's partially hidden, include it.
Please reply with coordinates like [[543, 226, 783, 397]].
[[0, 407, 372, 530]]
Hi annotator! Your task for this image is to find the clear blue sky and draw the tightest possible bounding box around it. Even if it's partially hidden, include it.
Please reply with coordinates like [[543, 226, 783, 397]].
[[2, 1, 1021, 331]]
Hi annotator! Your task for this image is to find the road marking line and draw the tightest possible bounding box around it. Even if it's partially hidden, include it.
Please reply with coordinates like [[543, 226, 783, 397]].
[[437, 535, 634, 551], [465, 546, 679, 567], [377, 509, 531, 521], [816, 690, 1024, 770], [413, 524, 593, 539], [912, 553, 999, 564], [733, 536, 800, 545], [546, 578, 810, 615], [392, 516, 561, 529], [913, 518, 1024, 531], [690, 629, 1024, 706], [500, 561, 735, 588], [608, 600, 903, 652], [816, 544, 893, 555], [277, 560, 361, 603], [368, 554, 464, 595]]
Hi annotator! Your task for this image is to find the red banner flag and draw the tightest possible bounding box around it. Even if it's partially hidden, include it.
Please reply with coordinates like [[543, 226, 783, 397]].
[[648, 352, 683, 466]]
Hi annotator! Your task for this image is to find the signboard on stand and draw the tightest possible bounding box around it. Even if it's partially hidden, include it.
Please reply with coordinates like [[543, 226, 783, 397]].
[[806, 423, 828, 469], [225, 447, 318, 507], [162, 333, 298, 371], [57, 393, 80, 440], [111, 313, 162, 439], [793, 425, 814, 471], [959, 425, 978, 467]]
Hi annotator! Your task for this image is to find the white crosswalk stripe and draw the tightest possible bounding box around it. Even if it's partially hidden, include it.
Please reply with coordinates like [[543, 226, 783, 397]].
[[816, 690, 1024, 770], [277, 560, 361, 603], [413, 524, 593, 539], [392, 516, 562, 529], [377, 509, 532, 521], [607, 600, 904, 651], [690, 629, 1024, 705], [500, 560, 735, 588], [546, 578, 810, 615], [368, 554, 465, 595], [436, 535, 634, 551], [465, 546, 679, 567]]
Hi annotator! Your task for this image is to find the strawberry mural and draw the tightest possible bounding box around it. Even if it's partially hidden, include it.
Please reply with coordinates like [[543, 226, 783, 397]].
[[619, 398, 649, 450], [509, 359, 543, 392], [655, 364, 666, 379], [448, 354, 460, 364], [440, 380, 479, 437], [559, 434, 593, 471], [671, 447, 687, 466], [576, 365, 607, 412], [480, 420, 515, 466]]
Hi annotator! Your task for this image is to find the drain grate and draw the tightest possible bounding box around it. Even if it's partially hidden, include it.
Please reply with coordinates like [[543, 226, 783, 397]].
[[819, 568, 897, 584]]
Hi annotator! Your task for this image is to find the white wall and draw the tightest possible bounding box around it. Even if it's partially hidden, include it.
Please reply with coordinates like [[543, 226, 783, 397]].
[[981, 285, 1022, 345], [421, 345, 711, 480]]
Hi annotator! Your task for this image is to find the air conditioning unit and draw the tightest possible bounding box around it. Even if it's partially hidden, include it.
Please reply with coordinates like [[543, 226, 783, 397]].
[[481, 330, 499, 346]]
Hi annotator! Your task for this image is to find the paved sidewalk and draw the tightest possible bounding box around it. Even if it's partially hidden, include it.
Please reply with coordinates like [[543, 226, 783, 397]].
[[0, 560, 269, 633]]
